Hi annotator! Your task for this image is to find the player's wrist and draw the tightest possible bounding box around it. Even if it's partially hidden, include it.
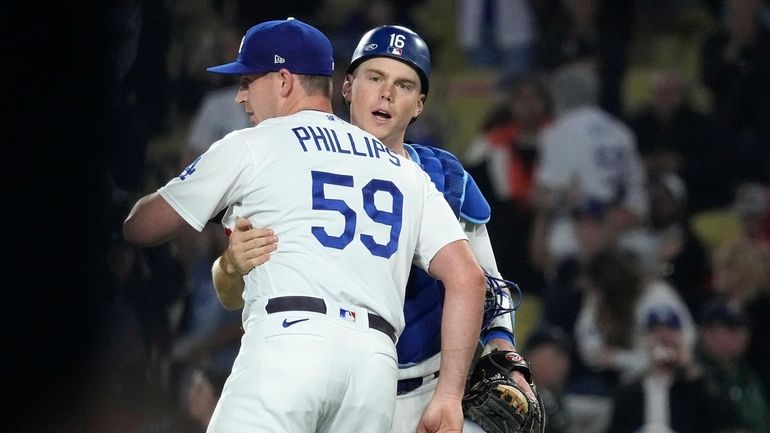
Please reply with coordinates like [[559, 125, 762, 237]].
[[219, 254, 242, 277], [481, 329, 515, 348]]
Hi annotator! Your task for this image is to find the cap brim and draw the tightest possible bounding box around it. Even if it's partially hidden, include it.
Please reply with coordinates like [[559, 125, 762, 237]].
[[207, 62, 266, 75]]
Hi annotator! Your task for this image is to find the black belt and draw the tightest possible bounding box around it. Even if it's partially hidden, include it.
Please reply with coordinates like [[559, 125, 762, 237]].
[[397, 371, 440, 395], [265, 296, 396, 343]]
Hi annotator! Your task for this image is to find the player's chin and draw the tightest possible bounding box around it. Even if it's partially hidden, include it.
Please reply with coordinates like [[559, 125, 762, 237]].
[[362, 120, 389, 139]]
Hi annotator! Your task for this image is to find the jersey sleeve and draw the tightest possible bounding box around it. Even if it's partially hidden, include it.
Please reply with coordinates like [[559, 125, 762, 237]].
[[159, 132, 254, 231]]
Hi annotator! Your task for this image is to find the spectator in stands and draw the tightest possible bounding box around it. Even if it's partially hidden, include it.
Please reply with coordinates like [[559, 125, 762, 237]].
[[568, 247, 695, 433], [530, 63, 648, 275], [609, 304, 731, 433], [731, 182, 770, 286], [457, 0, 537, 81], [524, 323, 572, 433], [628, 69, 732, 211], [465, 73, 553, 293], [702, 0, 770, 184], [181, 25, 251, 167], [539, 198, 611, 335], [646, 171, 713, 315], [711, 236, 770, 396], [696, 299, 769, 433]]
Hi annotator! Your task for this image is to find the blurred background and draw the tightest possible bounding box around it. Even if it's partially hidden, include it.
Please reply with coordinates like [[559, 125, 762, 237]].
[[8, 1, 769, 432]]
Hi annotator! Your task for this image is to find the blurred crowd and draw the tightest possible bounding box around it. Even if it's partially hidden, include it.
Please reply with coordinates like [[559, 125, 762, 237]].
[[89, 0, 769, 432]]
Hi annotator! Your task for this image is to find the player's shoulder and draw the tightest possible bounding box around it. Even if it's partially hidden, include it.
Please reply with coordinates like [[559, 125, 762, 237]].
[[405, 143, 463, 165], [405, 143, 490, 224], [209, 126, 256, 151]]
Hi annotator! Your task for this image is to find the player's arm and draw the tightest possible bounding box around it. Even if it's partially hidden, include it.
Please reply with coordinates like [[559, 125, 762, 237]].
[[212, 217, 278, 310], [463, 220, 538, 401], [125, 136, 248, 248], [462, 221, 516, 349], [123, 192, 190, 247], [418, 239, 486, 431], [456, 169, 518, 353]]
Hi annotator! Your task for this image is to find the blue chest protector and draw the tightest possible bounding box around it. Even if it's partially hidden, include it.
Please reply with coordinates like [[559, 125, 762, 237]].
[[397, 143, 491, 366]]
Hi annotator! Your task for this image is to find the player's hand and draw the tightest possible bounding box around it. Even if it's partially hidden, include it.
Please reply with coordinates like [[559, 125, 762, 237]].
[[223, 217, 278, 276], [486, 338, 537, 401], [416, 395, 464, 433], [510, 370, 536, 401]]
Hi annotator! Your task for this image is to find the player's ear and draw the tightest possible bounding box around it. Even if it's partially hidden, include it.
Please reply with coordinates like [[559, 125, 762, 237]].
[[412, 94, 424, 118], [342, 74, 353, 104], [277, 69, 293, 97]]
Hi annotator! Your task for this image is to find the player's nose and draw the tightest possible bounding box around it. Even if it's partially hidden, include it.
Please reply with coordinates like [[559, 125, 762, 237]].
[[235, 87, 248, 104], [379, 85, 393, 102]]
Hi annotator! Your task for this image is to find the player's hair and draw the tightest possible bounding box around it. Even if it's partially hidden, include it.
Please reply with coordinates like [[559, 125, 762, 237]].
[[296, 74, 332, 98]]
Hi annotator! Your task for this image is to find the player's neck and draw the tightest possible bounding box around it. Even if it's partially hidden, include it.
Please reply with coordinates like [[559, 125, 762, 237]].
[[285, 95, 333, 116], [389, 143, 408, 159], [382, 136, 408, 158]]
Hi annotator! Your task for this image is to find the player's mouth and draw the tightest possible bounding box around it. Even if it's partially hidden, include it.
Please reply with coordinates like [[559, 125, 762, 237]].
[[372, 110, 392, 120]]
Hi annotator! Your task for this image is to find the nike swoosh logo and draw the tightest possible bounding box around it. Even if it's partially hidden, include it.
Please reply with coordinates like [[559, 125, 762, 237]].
[[282, 318, 310, 328]]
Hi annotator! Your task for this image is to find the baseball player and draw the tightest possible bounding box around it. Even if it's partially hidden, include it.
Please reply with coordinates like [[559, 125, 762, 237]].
[[123, 18, 486, 433], [530, 63, 649, 271], [212, 25, 538, 433]]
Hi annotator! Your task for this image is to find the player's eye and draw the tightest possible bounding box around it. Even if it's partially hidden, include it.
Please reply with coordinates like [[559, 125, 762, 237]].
[[239, 77, 252, 89]]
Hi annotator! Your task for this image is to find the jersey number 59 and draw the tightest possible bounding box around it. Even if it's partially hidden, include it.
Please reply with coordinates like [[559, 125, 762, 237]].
[[311, 170, 403, 259]]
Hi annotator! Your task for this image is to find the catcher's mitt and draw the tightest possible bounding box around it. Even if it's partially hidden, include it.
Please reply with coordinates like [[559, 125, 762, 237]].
[[462, 351, 545, 433]]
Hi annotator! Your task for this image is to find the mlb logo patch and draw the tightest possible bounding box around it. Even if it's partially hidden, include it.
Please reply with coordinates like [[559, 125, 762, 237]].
[[387, 46, 402, 56], [339, 308, 357, 322]]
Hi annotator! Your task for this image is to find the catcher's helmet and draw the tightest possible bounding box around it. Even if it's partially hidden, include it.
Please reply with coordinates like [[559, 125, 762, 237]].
[[347, 25, 431, 96]]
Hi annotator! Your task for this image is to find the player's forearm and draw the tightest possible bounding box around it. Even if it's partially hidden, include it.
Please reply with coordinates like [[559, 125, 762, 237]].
[[429, 241, 487, 400], [481, 284, 517, 347], [212, 256, 245, 310], [437, 276, 486, 399], [465, 222, 518, 350]]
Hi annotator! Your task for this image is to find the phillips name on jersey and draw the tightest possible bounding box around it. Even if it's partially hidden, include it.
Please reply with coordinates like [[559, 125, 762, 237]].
[[292, 124, 402, 167]]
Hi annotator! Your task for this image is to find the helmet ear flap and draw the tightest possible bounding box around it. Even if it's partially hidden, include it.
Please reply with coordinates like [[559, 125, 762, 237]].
[[347, 25, 431, 97]]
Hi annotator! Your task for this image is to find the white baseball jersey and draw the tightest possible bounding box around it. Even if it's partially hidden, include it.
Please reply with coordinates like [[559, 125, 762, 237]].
[[159, 110, 466, 335], [535, 106, 648, 259], [536, 106, 647, 213]]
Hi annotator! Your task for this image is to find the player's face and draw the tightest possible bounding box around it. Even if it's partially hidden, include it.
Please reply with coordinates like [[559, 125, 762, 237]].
[[236, 72, 278, 125], [344, 57, 424, 149]]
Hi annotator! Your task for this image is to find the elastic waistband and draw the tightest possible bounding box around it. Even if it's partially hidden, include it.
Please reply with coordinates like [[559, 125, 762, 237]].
[[265, 296, 396, 343], [397, 371, 440, 395]]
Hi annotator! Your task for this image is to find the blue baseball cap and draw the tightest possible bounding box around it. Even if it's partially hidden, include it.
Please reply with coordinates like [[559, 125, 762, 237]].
[[645, 305, 682, 330], [207, 18, 334, 76]]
